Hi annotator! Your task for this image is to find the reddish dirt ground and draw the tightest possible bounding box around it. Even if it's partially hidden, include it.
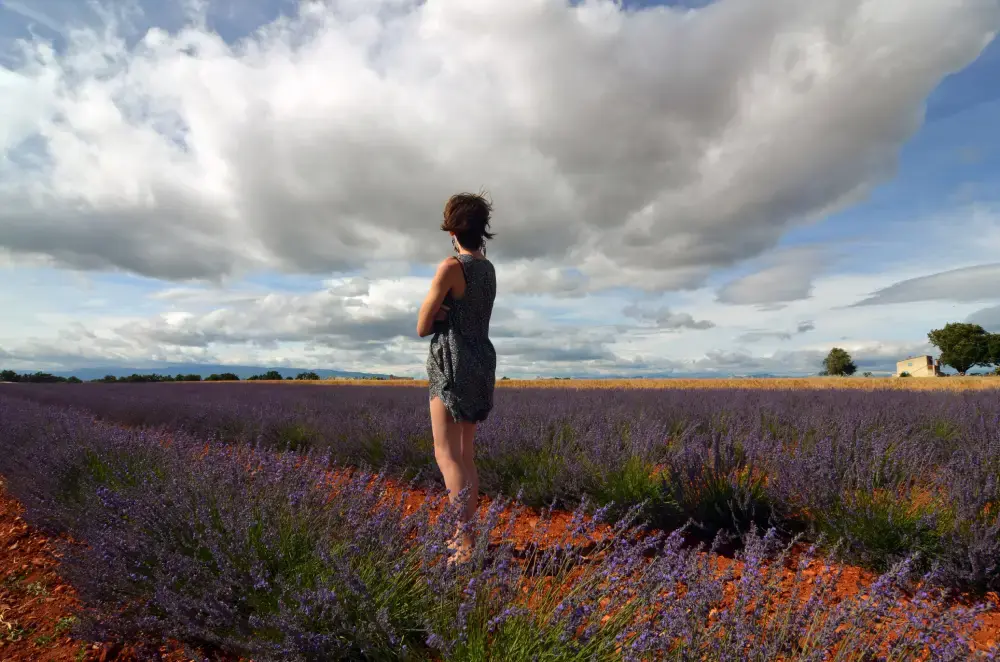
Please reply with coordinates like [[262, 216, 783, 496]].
[[375, 472, 1000, 654], [0, 483, 203, 662], [1, 469, 997, 660]]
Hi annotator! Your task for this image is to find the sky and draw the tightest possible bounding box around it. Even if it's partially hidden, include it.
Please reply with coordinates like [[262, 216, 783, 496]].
[[1, 0, 999, 378]]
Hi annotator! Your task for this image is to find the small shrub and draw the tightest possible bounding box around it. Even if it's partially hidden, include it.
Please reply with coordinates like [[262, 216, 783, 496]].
[[817, 489, 947, 573], [661, 435, 774, 538], [590, 455, 670, 525]]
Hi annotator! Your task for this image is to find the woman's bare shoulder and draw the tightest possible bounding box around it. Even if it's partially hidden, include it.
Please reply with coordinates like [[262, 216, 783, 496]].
[[434, 256, 463, 280], [437, 256, 464, 271]]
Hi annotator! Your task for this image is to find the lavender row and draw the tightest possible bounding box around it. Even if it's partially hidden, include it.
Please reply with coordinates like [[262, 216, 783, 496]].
[[3, 383, 999, 591], [0, 395, 994, 661]]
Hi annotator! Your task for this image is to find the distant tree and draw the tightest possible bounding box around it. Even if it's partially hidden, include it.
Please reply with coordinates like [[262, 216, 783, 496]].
[[97, 375, 118, 383], [248, 370, 284, 381], [822, 348, 857, 376], [989, 333, 1000, 366], [295, 371, 321, 381], [0, 369, 85, 383], [928, 323, 992, 376], [67, 376, 83, 384], [120, 373, 168, 383], [29, 372, 61, 383], [206, 373, 239, 382], [285, 376, 294, 380], [862, 372, 873, 378], [899, 371, 912, 378]]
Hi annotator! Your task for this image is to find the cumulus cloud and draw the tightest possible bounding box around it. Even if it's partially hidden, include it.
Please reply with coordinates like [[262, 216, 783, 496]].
[[716, 248, 829, 307], [0, 276, 939, 377], [851, 263, 1000, 306], [496, 341, 617, 365], [118, 278, 420, 349], [737, 319, 815, 343], [623, 303, 715, 331], [968, 304, 1000, 331], [0, 0, 995, 293]]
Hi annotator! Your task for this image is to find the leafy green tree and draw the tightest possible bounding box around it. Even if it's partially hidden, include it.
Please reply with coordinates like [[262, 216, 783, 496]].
[[67, 376, 82, 384], [295, 371, 321, 381], [989, 333, 1000, 366], [928, 323, 992, 376], [249, 370, 284, 380], [1, 369, 18, 382], [822, 348, 857, 376], [206, 373, 239, 381]]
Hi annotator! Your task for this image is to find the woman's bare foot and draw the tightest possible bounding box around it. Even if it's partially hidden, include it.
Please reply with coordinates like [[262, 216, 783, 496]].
[[447, 532, 475, 565]]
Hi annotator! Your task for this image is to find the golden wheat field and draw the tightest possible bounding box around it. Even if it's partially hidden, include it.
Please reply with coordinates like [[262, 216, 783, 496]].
[[244, 376, 1000, 391]]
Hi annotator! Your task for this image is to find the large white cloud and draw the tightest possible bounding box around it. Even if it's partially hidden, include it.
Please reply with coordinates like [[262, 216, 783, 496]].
[[716, 247, 828, 307], [968, 304, 1000, 331], [0, 266, 961, 376], [1, 0, 996, 292], [623, 302, 715, 331], [851, 263, 1000, 306]]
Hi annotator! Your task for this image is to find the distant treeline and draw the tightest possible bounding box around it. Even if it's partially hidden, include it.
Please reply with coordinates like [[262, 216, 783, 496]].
[[1, 369, 412, 384], [1, 370, 208, 384], [1, 370, 83, 384]]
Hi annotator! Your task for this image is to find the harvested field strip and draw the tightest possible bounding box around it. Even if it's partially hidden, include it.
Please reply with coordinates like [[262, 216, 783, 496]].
[[224, 377, 1000, 391]]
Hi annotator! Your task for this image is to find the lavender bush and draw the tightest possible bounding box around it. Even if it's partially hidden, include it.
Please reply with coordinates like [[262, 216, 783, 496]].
[[2, 383, 999, 592], [0, 395, 997, 660]]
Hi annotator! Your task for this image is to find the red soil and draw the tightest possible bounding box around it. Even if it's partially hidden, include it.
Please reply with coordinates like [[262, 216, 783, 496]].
[[374, 471, 1000, 653], [1, 467, 997, 660], [0, 482, 206, 662]]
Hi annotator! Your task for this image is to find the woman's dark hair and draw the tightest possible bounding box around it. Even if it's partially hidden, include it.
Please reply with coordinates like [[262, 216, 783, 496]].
[[441, 191, 495, 251]]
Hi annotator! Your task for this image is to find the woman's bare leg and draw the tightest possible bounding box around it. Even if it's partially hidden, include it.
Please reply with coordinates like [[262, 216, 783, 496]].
[[430, 397, 474, 554], [459, 421, 479, 530]]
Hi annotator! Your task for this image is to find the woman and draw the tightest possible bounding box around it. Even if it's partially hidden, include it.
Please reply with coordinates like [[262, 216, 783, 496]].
[[416, 192, 497, 561]]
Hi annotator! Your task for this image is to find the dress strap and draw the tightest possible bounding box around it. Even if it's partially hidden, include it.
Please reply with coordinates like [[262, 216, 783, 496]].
[[452, 255, 468, 285]]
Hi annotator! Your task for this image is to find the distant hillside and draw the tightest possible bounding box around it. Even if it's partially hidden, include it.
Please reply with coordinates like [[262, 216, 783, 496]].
[[50, 365, 391, 381]]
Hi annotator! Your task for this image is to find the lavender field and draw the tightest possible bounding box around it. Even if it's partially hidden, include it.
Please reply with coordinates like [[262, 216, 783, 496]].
[[0, 383, 998, 660]]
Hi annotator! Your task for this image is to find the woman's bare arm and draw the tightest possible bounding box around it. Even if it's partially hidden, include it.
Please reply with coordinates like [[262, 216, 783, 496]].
[[417, 259, 459, 338]]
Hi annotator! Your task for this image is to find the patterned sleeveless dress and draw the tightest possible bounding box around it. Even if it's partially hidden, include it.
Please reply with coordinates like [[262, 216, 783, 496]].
[[427, 254, 497, 423]]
